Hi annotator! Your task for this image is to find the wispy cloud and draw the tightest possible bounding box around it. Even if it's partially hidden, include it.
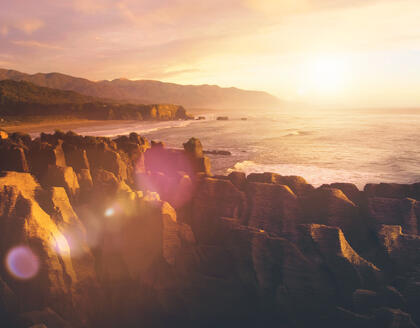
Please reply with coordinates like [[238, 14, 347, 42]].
[[12, 40, 63, 50], [137, 68, 201, 80], [71, 0, 110, 14]]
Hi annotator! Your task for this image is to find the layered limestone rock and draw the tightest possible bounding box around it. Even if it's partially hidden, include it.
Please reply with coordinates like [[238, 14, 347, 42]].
[[0, 131, 419, 328], [321, 182, 362, 205], [0, 138, 29, 172], [367, 197, 420, 235], [247, 172, 314, 196], [365, 183, 420, 201], [246, 182, 301, 234], [0, 172, 98, 327], [302, 187, 369, 251]]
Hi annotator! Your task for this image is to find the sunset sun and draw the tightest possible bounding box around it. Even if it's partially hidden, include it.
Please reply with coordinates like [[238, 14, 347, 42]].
[[300, 55, 351, 95]]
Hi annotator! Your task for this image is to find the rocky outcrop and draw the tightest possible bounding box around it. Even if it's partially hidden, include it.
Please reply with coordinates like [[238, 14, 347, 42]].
[[321, 182, 362, 205], [0, 131, 419, 328], [0, 129, 8, 139], [367, 197, 419, 235], [246, 182, 300, 234], [183, 138, 211, 176], [302, 187, 369, 251], [247, 172, 314, 196], [365, 183, 420, 201], [0, 172, 97, 327]]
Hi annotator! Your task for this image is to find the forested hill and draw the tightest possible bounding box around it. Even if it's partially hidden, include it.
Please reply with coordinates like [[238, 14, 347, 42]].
[[0, 80, 190, 121], [0, 79, 99, 105]]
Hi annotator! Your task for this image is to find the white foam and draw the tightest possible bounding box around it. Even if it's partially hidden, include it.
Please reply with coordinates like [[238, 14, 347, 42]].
[[227, 160, 388, 189]]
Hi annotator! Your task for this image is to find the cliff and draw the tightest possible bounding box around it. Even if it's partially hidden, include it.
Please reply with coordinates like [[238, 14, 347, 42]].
[[0, 131, 419, 328], [0, 68, 282, 110], [0, 80, 191, 121]]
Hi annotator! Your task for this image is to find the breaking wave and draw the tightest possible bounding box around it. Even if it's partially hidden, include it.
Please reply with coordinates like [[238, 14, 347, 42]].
[[227, 160, 386, 189]]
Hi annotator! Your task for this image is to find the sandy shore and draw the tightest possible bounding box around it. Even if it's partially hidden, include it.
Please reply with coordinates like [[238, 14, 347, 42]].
[[1, 119, 137, 134]]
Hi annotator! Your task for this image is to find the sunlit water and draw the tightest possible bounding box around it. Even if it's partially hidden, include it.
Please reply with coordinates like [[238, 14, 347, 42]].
[[37, 109, 420, 189]]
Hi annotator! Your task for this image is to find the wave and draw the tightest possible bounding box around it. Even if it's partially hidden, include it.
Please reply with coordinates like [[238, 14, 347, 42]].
[[283, 130, 312, 137], [227, 160, 387, 188]]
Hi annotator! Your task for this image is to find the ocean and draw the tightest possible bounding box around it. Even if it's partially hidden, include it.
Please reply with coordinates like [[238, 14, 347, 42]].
[[36, 109, 420, 189]]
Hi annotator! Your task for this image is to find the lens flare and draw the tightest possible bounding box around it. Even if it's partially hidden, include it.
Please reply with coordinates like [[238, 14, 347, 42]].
[[51, 234, 70, 255], [105, 207, 115, 217], [5, 246, 40, 280]]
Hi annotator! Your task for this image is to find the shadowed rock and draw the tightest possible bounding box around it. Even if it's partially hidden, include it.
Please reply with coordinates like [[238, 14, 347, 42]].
[[0, 130, 419, 328], [246, 182, 301, 234], [367, 197, 420, 235]]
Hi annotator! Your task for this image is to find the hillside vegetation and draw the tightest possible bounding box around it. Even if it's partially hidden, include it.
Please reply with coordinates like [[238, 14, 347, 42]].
[[0, 80, 190, 121]]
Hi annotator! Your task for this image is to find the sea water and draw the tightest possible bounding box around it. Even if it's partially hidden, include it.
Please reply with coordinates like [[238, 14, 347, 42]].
[[58, 109, 420, 189]]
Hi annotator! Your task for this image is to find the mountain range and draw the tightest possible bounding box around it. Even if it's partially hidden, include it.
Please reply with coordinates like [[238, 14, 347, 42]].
[[0, 68, 281, 110]]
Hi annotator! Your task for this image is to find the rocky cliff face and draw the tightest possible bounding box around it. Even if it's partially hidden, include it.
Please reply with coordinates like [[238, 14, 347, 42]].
[[0, 131, 419, 328]]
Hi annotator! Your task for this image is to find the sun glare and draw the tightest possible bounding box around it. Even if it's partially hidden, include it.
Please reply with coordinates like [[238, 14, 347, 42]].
[[300, 55, 351, 96]]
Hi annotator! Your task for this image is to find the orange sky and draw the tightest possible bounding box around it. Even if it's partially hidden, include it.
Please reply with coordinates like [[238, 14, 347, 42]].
[[1, 0, 420, 108]]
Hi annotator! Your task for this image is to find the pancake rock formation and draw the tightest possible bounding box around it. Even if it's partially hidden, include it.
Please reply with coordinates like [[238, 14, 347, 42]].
[[0, 131, 419, 328]]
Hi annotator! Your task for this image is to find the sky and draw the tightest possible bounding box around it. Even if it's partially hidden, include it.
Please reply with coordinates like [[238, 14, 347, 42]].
[[1, 0, 420, 108]]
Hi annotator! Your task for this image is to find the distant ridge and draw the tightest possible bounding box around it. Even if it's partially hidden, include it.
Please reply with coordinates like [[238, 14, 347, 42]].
[[0, 68, 281, 110]]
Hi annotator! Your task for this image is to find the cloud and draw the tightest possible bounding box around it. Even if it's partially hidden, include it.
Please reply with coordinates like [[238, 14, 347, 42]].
[[15, 19, 44, 35], [0, 25, 8, 36], [12, 40, 63, 50], [72, 0, 110, 14], [138, 68, 201, 80]]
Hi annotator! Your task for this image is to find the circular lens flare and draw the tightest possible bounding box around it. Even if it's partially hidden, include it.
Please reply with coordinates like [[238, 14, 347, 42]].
[[105, 207, 115, 217], [5, 246, 40, 280]]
